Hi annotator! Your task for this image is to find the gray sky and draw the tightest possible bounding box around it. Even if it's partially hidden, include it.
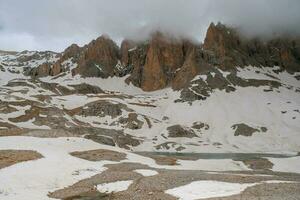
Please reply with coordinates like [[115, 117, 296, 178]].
[[0, 0, 300, 52]]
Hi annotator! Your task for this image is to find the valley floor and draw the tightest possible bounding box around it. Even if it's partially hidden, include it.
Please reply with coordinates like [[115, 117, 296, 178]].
[[0, 136, 300, 200], [1, 52, 300, 199]]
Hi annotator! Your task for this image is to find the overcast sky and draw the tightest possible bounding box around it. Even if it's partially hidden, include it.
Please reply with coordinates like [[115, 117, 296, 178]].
[[0, 0, 300, 52]]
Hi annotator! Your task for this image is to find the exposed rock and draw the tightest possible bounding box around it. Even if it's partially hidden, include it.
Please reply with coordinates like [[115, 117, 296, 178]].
[[124, 42, 148, 86], [136, 152, 179, 166], [39, 81, 73, 95], [72, 35, 120, 78], [155, 142, 186, 151], [6, 81, 36, 88], [0, 150, 43, 169], [0, 64, 5, 72], [120, 40, 136, 66], [240, 158, 274, 170], [141, 32, 185, 91], [192, 122, 210, 131], [203, 22, 300, 72], [116, 113, 144, 130], [232, 123, 265, 137], [69, 127, 142, 149], [29, 63, 52, 77], [177, 67, 282, 103], [70, 149, 126, 162], [8, 105, 74, 129], [167, 125, 197, 138], [51, 44, 82, 76], [125, 32, 186, 91], [76, 100, 131, 118], [19, 22, 300, 91], [0, 127, 29, 136], [68, 83, 104, 94]]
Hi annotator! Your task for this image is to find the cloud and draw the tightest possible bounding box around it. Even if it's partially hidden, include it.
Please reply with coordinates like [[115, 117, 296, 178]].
[[0, 0, 299, 51]]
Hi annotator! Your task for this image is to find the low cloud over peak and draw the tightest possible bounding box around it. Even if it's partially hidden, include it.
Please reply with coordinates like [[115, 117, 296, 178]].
[[0, 0, 300, 52]]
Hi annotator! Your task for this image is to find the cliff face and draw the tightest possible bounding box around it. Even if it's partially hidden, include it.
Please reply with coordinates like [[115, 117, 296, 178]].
[[72, 35, 120, 78], [203, 22, 300, 72], [51, 44, 82, 76], [122, 33, 214, 91], [125, 32, 186, 91], [29, 22, 300, 91]]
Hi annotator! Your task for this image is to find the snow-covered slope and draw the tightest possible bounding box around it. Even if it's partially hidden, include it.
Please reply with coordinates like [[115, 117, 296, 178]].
[[0, 51, 300, 154], [1, 50, 300, 200]]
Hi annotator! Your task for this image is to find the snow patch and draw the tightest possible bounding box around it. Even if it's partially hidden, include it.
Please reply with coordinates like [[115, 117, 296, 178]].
[[97, 180, 133, 193], [134, 169, 158, 177], [165, 181, 255, 200]]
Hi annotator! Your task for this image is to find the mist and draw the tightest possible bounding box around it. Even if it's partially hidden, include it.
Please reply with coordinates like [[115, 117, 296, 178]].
[[0, 0, 300, 52]]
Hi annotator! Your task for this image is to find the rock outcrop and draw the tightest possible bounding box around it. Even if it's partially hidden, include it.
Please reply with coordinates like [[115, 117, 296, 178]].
[[203, 22, 300, 72], [72, 35, 120, 78], [123, 32, 208, 91], [51, 44, 82, 76], [25, 22, 300, 90], [28, 63, 52, 77]]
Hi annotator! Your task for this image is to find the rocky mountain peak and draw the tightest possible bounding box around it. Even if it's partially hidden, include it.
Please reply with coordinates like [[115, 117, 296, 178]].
[[204, 22, 239, 51], [25, 22, 300, 91], [203, 22, 300, 71], [120, 39, 136, 66], [138, 31, 185, 91], [71, 35, 120, 78], [63, 44, 81, 57], [122, 31, 197, 91]]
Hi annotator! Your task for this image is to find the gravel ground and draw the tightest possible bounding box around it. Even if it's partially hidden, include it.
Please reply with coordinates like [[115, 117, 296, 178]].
[[49, 162, 300, 200], [70, 149, 127, 162], [0, 150, 43, 169]]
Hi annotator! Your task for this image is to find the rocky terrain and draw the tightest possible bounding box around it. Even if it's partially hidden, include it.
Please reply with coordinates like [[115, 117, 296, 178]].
[[0, 22, 300, 199]]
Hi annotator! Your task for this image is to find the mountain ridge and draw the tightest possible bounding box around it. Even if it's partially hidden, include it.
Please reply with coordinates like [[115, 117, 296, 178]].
[[12, 22, 298, 91]]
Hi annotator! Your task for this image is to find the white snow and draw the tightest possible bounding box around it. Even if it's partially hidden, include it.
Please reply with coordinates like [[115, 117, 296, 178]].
[[50, 95, 100, 109], [134, 169, 158, 176], [0, 137, 112, 200], [0, 135, 298, 199], [0, 136, 246, 200], [269, 156, 300, 174], [97, 180, 133, 193], [166, 181, 255, 200], [165, 179, 298, 200]]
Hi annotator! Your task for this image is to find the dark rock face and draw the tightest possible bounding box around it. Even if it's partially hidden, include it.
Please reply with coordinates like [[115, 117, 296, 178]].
[[70, 149, 127, 162], [124, 32, 186, 91], [29, 63, 52, 77], [122, 34, 210, 91], [140, 32, 185, 91], [203, 22, 300, 72], [192, 122, 210, 131], [117, 113, 144, 130], [29, 36, 121, 78], [51, 44, 82, 76], [0, 64, 5, 72], [22, 52, 61, 77], [167, 125, 198, 138], [72, 35, 120, 78], [80, 127, 141, 149], [240, 158, 274, 170], [177, 66, 283, 103], [25, 22, 300, 91], [77, 100, 127, 118], [231, 123, 267, 137], [120, 39, 136, 67], [68, 83, 104, 94]]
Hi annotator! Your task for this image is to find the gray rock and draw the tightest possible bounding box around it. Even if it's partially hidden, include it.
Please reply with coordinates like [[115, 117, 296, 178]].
[[167, 125, 198, 138], [232, 123, 266, 137]]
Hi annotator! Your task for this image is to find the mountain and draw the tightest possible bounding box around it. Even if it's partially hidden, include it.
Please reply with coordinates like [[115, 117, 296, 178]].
[[0, 22, 300, 153]]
